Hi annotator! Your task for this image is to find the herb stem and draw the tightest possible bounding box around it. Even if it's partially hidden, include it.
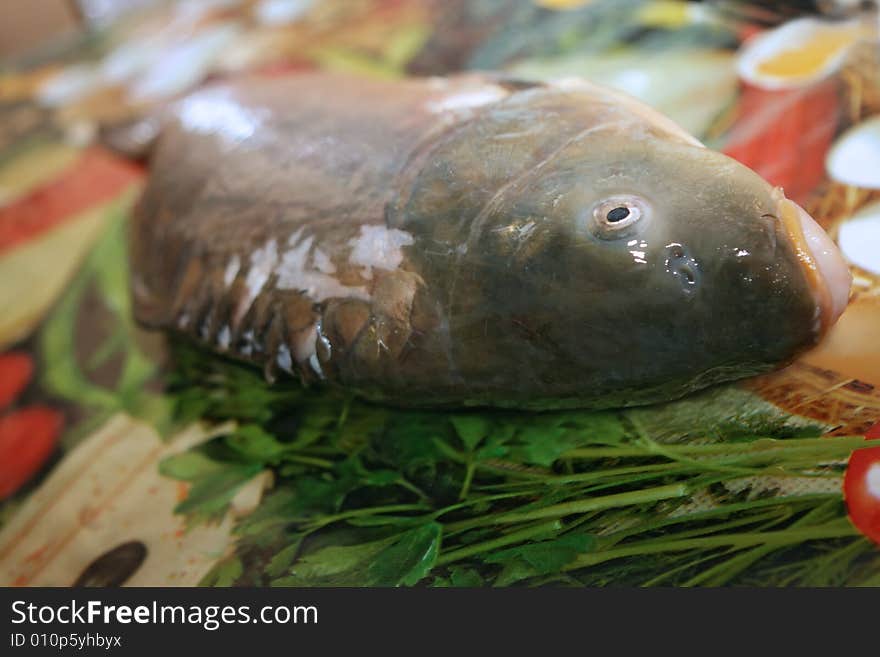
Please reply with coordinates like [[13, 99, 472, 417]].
[[283, 454, 336, 469], [447, 483, 689, 532], [304, 503, 430, 530], [603, 494, 838, 543], [437, 520, 562, 566], [566, 521, 857, 570], [459, 460, 476, 500], [563, 436, 878, 460], [395, 477, 431, 502]]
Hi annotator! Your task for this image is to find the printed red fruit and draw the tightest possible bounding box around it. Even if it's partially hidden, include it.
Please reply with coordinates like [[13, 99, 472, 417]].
[[843, 442, 880, 545], [0, 149, 143, 255], [724, 79, 839, 205], [0, 351, 34, 410], [0, 406, 63, 499]]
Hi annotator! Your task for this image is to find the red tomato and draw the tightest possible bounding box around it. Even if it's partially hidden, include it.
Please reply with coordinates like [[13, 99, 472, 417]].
[[0, 351, 34, 410], [843, 440, 880, 545], [0, 406, 63, 499]]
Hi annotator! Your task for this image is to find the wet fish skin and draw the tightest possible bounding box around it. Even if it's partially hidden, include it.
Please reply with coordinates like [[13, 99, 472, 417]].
[[129, 73, 826, 409]]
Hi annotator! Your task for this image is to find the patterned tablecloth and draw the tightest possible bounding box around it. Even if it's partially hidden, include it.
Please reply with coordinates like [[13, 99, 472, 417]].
[[0, 0, 878, 587]]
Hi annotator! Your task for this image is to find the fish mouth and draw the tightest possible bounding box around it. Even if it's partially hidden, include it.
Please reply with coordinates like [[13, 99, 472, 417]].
[[776, 191, 852, 335]]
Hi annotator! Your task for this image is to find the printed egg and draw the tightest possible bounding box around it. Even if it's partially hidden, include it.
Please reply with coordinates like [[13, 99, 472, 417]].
[[826, 116, 880, 189], [36, 65, 103, 107], [838, 201, 880, 275], [737, 18, 865, 90], [127, 23, 242, 103]]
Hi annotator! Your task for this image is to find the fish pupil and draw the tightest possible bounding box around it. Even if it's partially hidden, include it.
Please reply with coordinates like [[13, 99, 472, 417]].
[[606, 207, 630, 223]]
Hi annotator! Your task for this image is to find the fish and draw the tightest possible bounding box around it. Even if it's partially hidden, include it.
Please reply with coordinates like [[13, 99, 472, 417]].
[[126, 72, 852, 409]]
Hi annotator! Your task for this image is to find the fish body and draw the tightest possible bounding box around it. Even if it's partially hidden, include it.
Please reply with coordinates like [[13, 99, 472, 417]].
[[129, 72, 850, 409]]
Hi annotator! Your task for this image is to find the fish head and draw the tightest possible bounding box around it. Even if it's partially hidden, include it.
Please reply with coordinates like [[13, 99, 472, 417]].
[[435, 129, 852, 406], [378, 83, 852, 408]]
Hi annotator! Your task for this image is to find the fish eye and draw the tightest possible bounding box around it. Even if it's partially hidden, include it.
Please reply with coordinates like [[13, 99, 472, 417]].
[[606, 206, 631, 223], [590, 196, 647, 238]]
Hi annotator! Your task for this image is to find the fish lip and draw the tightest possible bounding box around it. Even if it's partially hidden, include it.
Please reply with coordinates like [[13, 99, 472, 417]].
[[774, 189, 852, 336]]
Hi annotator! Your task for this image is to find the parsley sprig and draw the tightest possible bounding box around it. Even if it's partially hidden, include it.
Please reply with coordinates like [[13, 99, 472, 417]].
[[165, 344, 880, 587]]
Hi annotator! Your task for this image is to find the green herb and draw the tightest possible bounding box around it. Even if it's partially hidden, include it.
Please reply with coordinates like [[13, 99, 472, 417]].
[[160, 343, 879, 587]]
